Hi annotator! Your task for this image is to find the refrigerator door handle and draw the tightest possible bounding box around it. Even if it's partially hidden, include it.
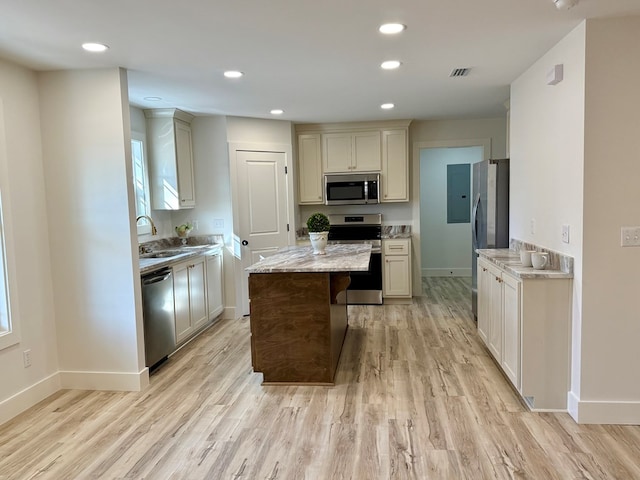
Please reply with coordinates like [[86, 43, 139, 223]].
[[472, 193, 481, 249]]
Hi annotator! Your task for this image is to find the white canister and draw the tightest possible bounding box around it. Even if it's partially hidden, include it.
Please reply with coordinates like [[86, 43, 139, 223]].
[[519, 249, 535, 267], [531, 252, 549, 270]]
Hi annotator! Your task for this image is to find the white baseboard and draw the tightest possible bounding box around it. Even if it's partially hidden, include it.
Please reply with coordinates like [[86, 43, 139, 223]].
[[422, 268, 471, 278], [568, 391, 640, 424], [0, 373, 61, 426], [59, 368, 149, 392]]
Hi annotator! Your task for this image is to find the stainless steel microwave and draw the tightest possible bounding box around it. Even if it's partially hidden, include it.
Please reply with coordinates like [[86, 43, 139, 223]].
[[324, 173, 380, 205]]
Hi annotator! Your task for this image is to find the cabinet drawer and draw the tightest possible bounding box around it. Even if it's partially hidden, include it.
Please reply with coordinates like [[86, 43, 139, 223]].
[[384, 239, 410, 255]]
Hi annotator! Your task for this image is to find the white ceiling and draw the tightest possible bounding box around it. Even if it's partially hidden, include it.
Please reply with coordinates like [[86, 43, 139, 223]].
[[1, 0, 639, 123]]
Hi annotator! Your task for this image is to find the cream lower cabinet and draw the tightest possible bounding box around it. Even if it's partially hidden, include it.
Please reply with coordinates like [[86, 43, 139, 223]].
[[383, 239, 412, 299], [206, 250, 224, 320], [477, 256, 571, 410], [173, 256, 208, 344]]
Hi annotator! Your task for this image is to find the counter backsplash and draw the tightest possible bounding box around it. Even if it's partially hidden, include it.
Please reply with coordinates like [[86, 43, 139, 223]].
[[510, 238, 573, 274], [296, 224, 412, 240], [139, 234, 224, 254]]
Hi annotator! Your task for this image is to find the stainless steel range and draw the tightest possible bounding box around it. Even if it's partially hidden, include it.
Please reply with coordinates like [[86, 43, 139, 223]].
[[328, 213, 382, 305]]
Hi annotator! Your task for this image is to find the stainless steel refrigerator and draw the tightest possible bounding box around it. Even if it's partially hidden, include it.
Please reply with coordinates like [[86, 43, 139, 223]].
[[471, 159, 510, 319]]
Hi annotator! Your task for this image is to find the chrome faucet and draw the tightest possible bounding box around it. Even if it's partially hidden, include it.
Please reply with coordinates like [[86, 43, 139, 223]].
[[136, 215, 158, 235]]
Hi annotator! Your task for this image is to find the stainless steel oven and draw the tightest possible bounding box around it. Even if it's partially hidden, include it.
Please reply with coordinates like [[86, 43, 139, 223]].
[[328, 213, 382, 305], [324, 173, 380, 205]]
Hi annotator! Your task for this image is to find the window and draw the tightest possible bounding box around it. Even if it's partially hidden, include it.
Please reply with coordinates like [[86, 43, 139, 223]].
[[0, 195, 12, 346], [0, 100, 19, 350], [132, 132, 152, 235]]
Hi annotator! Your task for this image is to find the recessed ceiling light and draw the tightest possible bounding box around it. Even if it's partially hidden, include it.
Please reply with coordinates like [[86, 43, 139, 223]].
[[82, 42, 109, 53], [379, 23, 406, 35], [381, 60, 401, 70], [381, 103, 395, 110], [270, 109, 284, 115], [224, 70, 244, 78], [143, 96, 162, 101]]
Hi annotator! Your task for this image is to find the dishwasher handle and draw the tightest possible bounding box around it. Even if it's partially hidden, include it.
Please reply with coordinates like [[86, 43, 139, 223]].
[[142, 269, 172, 286]]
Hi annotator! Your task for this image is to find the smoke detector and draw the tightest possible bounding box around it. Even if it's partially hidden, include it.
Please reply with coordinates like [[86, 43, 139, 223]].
[[553, 0, 579, 10]]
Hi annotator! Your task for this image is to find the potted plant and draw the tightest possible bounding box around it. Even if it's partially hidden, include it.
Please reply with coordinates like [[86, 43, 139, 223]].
[[307, 212, 330, 255], [175, 222, 193, 245]]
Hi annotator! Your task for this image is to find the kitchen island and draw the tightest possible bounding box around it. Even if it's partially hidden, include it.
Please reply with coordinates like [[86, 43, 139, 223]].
[[246, 244, 372, 385]]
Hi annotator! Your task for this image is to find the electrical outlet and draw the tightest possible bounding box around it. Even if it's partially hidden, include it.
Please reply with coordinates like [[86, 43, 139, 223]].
[[192, 220, 199, 231], [562, 224, 570, 243], [214, 218, 224, 229], [621, 226, 640, 247], [530, 218, 536, 235], [23, 349, 31, 368]]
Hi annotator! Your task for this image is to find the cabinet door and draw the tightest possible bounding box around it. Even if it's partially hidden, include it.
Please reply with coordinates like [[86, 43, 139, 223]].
[[190, 257, 208, 330], [175, 120, 196, 208], [477, 259, 491, 346], [487, 266, 503, 362], [502, 273, 521, 389], [206, 252, 224, 319], [323, 133, 352, 172], [173, 262, 192, 343], [297, 134, 323, 204], [381, 129, 408, 202], [383, 256, 410, 297], [352, 131, 381, 171]]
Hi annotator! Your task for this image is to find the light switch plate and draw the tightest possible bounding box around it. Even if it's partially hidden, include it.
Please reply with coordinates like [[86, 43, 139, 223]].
[[214, 218, 224, 229], [621, 226, 640, 247], [562, 224, 570, 243], [530, 218, 536, 235]]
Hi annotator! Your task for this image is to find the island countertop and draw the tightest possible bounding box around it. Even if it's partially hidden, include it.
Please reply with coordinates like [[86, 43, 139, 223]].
[[246, 244, 372, 273]]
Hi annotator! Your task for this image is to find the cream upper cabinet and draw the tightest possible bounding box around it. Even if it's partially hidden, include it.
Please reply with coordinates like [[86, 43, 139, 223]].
[[296, 121, 411, 205], [381, 129, 408, 202], [145, 108, 196, 210], [322, 131, 381, 173], [297, 134, 323, 204]]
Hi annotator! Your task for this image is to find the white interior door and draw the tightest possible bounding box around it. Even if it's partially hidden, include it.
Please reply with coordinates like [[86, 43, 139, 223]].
[[237, 150, 289, 315]]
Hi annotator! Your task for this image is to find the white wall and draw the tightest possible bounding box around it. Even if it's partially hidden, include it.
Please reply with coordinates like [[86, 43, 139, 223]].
[[511, 22, 586, 414], [420, 147, 483, 277], [410, 118, 507, 294], [579, 16, 640, 422], [512, 16, 640, 424], [0, 58, 60, 424], [173, 115, 236, 319], [39, 68, 147, 390]]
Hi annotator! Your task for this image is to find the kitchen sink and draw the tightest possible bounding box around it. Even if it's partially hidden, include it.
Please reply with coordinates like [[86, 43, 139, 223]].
[[140, 249, 187, 259]]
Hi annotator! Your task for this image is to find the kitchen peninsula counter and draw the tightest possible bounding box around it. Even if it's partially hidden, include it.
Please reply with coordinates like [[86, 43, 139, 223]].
[[246, 244, 371, 385]]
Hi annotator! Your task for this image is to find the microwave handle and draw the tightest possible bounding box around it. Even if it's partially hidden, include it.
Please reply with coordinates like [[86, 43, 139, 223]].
[[364, 180, 369, 202]]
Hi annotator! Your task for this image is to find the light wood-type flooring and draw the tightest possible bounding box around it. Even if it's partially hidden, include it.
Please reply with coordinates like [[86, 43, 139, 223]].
[[2, 277, 640, 479]]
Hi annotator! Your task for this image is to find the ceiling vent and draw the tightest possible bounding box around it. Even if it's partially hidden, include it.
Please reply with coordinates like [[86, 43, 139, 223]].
[[449, 68, 470, 78]]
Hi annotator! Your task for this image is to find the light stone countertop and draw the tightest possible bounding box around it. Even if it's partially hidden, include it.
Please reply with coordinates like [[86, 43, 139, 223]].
[[246, 244, 372, 273], [477, 248, 573, 279], [139, 243, 222, 275]]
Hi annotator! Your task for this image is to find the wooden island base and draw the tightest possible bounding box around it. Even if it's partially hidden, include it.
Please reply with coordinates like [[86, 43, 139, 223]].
[[249, 271, 351, 385]]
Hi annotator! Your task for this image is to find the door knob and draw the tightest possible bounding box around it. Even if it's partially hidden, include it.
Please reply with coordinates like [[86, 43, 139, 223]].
[[242, 240, 249, 246]]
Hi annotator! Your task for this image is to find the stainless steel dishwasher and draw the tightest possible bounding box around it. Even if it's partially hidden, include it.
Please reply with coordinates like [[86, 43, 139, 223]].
[[141, 268, 176, 370]]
